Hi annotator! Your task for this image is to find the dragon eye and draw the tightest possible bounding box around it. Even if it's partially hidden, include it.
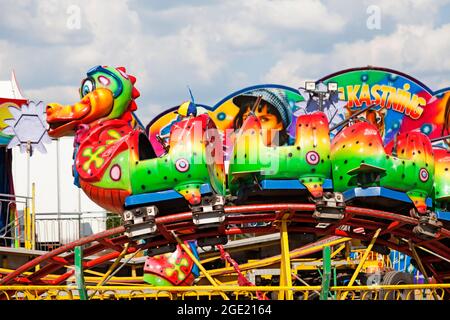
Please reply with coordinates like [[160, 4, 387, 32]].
[[81, 79, 95, 97]]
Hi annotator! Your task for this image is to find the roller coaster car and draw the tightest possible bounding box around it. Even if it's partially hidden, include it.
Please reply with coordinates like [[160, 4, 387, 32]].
[[46, 66, 226, 242], [331, 121, 441, 239], [228, 111, 345, 222], [432, 148, 450, 227], [124, 113, 227, 239]]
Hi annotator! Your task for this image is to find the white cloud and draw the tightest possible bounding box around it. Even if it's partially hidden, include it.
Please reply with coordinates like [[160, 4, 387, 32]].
[[370, 0, 450, 25], [24, 85, 79, 106], [263, 50, 325, 86], [0, 0, 92, 45], [3, 0, 450, 215], [220, 23, 267, 49], [263, 23, 450, 89], [243, 0, 347, 32], [2, 0, 450, 122]]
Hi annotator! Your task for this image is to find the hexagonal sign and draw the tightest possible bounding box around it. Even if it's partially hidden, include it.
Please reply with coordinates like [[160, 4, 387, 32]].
[[3, 101, 51, 155]]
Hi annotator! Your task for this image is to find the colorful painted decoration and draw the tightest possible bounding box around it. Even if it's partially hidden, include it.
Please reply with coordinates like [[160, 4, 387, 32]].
[[320, 68, 450, 148], [143, 242, 199, 286], [434, 148, 450, 211], [46, 65, 225, 213], [44, 65, 450, 286], [146, 105, 212, 158], [46, 66, 450, 218], [228, 110, 331, 199], [0, 72, 27, 146], [331, 121, 434, 214]]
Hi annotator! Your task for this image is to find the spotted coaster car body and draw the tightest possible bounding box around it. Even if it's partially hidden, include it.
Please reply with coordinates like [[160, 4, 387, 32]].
[[128, 113, 225, 207], [433, 148, 450, 214], [331, 121, 434, 214], [228, 111, 332, 200]]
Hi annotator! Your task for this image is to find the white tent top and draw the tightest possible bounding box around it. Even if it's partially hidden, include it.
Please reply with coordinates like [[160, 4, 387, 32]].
[[0, 71, 25, 100]]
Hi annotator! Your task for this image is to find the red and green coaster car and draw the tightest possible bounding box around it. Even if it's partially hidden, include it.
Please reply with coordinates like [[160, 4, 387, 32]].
[[433, 148, 450, 219], [47, 65, 225, 215], [331, 120, 435, 215], [228, 112, 332, 201], [125, 113, 226, 211]]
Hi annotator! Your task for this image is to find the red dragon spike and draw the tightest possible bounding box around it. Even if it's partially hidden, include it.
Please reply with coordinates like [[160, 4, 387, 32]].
[[128, 75, 137, 84], [132, 87, 140, 99], [129, 100, 138, 111], [117, 66, 127, 73]]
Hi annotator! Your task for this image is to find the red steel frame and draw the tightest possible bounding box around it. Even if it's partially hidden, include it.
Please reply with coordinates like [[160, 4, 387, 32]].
[[0, 203, 449, 286]]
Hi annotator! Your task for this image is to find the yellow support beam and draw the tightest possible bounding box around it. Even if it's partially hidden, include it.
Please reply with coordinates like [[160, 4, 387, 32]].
[[294, 243, 348, 272], [409, 241, 440, 300], [2, 284, 449, 291], [200, 241, 280, 264], [340, 228, 381, 300], [172, 232, 229, 300], [31, 183, 36, 250], [416, 244, 450, 264], [98, 243, 130, 285], [0, 267, 146, 284], [208, 236, 351, 276], [1, 284, 448, 300], [27, 205, 32, 250], [88, 243, 130, 299], [292, 273, 321, 297], [331, 244, 347, 259], [278, 217, 293, 300], [24, 206, 29, 250], [22, 284, 450, 291]]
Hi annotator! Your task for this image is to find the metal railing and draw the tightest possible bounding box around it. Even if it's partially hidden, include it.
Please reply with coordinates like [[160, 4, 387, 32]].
[[0, 191, 33, 249], [0, 284, 448, 300], [0, 187, 122, 251], [32, 213, 122, 251]]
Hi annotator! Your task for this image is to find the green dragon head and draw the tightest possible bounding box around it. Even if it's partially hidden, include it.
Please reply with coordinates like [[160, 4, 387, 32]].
[[46, 65, 140, 137]]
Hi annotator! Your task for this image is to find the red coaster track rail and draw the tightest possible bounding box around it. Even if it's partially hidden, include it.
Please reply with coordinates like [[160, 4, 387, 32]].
[[1, 203, 449, 286]]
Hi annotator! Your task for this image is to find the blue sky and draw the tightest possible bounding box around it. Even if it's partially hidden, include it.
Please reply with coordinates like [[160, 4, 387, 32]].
[[1, 0, 450, 125]]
